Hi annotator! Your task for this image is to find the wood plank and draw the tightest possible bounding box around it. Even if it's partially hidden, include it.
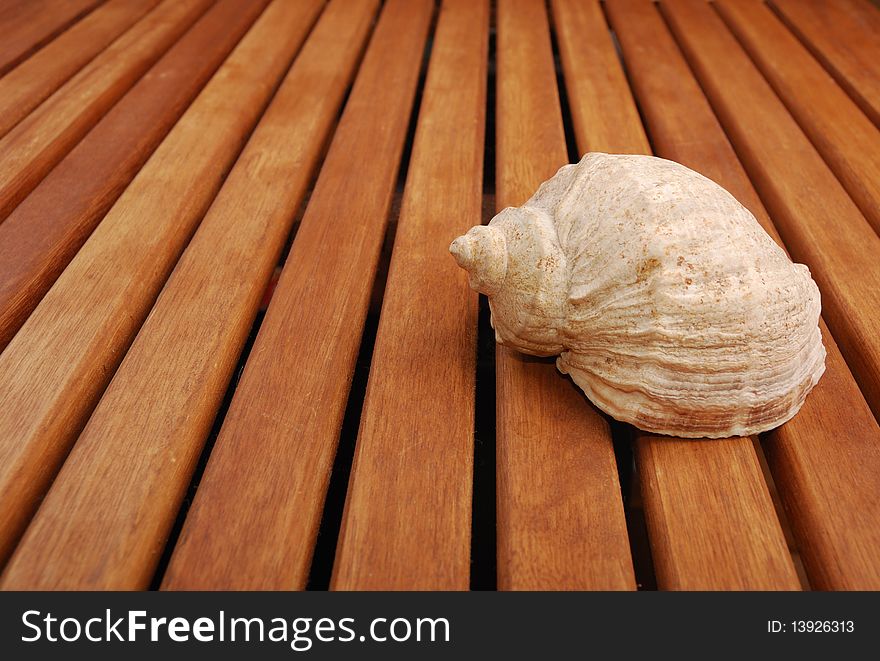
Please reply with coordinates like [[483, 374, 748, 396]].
[[0, 0, 160, 139], [716, 0, 880, 236], [636, 437, 797, 589], [0, 0, 213, 221], [763, 339, 880, 589], [771, 0, 880, 127], [0, 0, 104, 76], [1, 0, 375, 591], [550, 0, 648, 155], [0, 0, 270, 353], [660, 0, 880, 424], [0, 0, 322, 570], [495, 0, 635, 591], [161, 0, 434, 591], [330, 0, 487, 591], [560, 0, 798, 591]]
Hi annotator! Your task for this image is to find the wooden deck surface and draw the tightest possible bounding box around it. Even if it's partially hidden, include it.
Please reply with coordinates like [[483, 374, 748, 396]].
[[0, 0, 878, 590]]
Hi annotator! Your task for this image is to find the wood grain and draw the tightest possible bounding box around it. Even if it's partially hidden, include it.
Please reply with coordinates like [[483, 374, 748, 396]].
[[1, 0, 376, 591], [0, 0, 104, 76], [330, 0, 487, 591], [636, 437, 797, 590], [0, 0, 322, 570], [495, 0, 635, 591], [558, 0, 798, 591], [771, 0, 880, 127], [160, 0, 433, 591], [660, 0, 880, 425], [762, 334, 880, 589], [0, 0, 160, 139], [716, 0, 880, 236], [0, 0, 270, 353], [0, 0, 213, 221], [550, 0, 649, 155]]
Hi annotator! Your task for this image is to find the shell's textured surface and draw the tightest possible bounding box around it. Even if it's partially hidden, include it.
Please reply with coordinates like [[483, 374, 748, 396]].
[[450, 153, 826, 438]]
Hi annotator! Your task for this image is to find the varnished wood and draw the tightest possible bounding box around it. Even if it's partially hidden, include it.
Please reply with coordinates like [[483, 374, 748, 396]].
[[660, 0, 880, 425], [550, 0, 649, 155], [159, 0, 433, 590], [771, 0, 880, 127], [559, 0, 798, 591], [495, 0, 635, 591], [637, 437, 797, 590], [1, 0, 376, 591], [0, 0, 270, 353], [0, 0, 876, 593], [0, 0, 213, 221], [762, 338, 880, 589], [330, 0, 487, 591], [0, 0, 104, 76], [0, 0, 160, 139], [0, 0, 322, 570], [716, 0, 880, 236]]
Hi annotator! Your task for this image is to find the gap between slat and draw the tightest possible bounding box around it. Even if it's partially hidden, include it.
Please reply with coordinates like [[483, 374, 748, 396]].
[[0, 0, 105, 77], [304, 5, 438, 588], [149, 309, 266, 590], [150, 6, 383, 591], [304, 195, 407, 591], [546, 5, 580, 164], [469, 2, 498, 593]]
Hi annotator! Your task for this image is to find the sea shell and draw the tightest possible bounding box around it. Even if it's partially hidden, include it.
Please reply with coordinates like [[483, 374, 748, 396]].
[[450, 153, 825, 438]]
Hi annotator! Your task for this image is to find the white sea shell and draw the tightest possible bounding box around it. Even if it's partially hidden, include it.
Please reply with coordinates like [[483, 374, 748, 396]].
[[450, 153, 825, 438]]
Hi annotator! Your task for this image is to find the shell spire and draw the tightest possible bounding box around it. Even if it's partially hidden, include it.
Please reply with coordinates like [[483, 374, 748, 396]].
[[449, 225, 507, 295]]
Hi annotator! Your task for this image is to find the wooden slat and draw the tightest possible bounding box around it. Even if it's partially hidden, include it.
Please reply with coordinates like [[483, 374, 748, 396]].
[[0, 0, 160, 139], [636, 437, 797, 589], [495, 0, 635, 591], [1, 0, 375, 591], [0, 0, 104, 76], [0, 0, 270, 352], [763, 342, 880, 589], [716, 0, 880, 236], [660, 0, 880, 423], [550, 0, 648, 155], [0, 0, 213, 221], [330, 0, 487, 591], [771, 0, 880, 127], [0, 0, 322, 569], [161, 0, 434, 591], [560, 0, 798, 591]]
